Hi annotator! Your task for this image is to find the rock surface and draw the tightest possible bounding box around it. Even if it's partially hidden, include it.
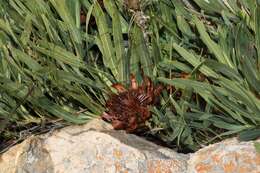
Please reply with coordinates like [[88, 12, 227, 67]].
[[0, 118, 259, 173], [0, 118, 188, 173], [188, 138, 260, 173]]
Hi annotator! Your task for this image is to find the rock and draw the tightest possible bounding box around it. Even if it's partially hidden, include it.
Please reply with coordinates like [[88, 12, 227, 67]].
[[187, 138, 260, 173], [0, 118, 188, 173], [0, 118, 259, 173]]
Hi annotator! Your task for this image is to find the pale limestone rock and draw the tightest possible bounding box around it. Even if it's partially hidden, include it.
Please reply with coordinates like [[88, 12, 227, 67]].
[[1, 118, 259, 173], [0, 118, 188, 173], [188, 138, 260, 173], [44, 130, 188, 173]]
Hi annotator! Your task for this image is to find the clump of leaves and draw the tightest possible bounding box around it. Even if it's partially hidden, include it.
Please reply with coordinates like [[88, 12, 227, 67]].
[[102, 74, 163, 132]]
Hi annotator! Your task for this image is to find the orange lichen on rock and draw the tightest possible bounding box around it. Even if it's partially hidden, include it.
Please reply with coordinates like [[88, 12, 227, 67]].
[[113, 149, 123, 159], [255, 154, 260, 165], [238, 166, 254, 173], [223, 161, 236, 173], [211, 154, 221, 164], [147, 160, 179, 173], [114, 161, 122, 172], [195, 163, 213, 173]]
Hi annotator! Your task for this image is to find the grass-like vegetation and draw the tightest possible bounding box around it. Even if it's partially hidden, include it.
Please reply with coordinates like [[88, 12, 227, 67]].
[[0, 0, 259, 152]]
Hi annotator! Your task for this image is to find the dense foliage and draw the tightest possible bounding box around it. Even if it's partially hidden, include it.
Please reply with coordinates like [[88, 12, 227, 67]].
[[0, 0, 259, 152]]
